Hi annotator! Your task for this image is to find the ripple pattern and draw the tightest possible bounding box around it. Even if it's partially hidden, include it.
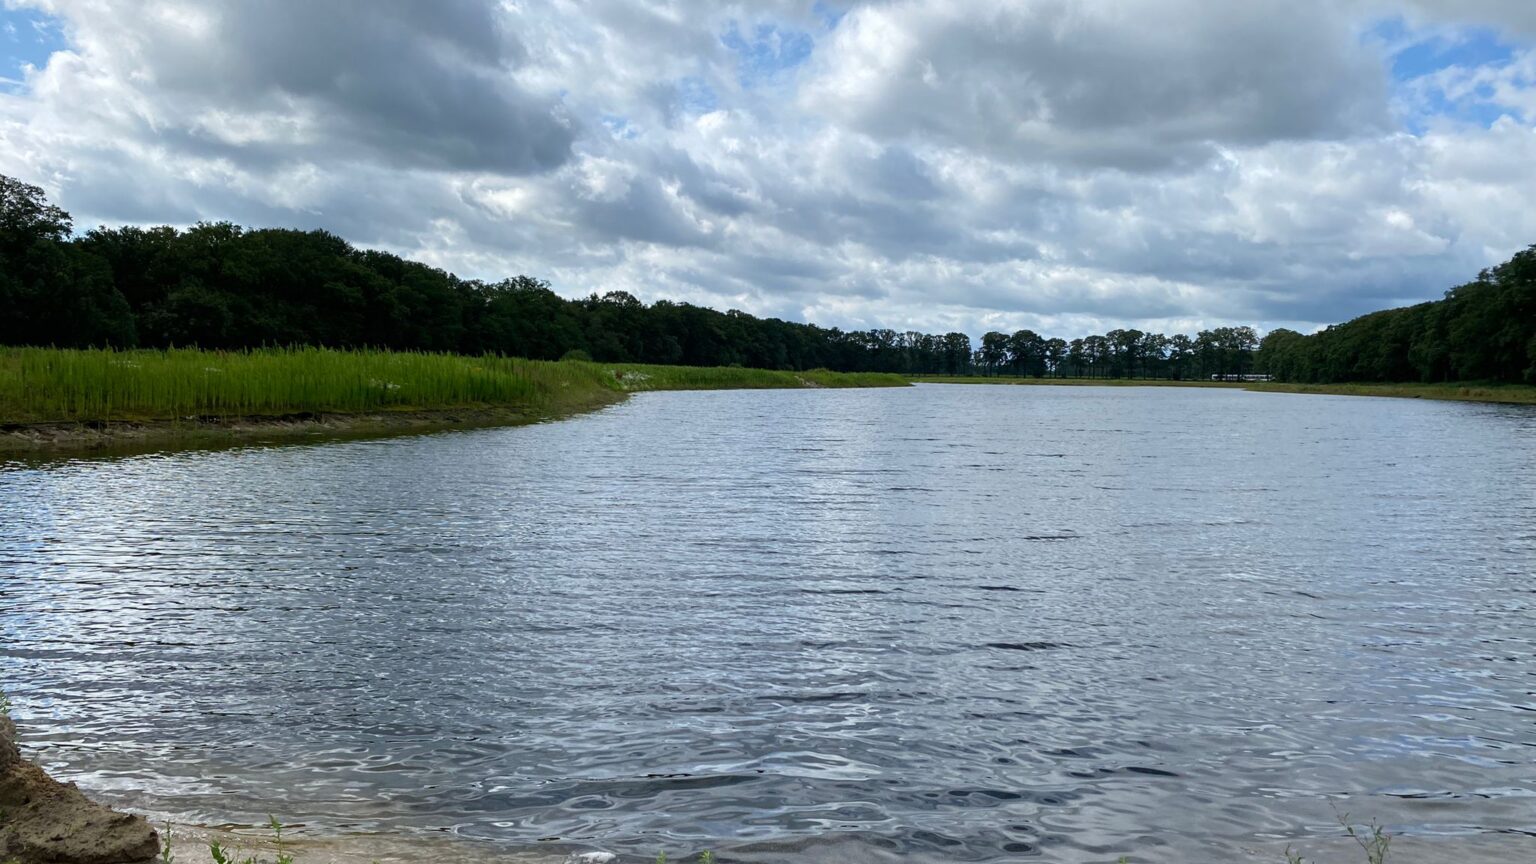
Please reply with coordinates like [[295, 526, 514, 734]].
[[2, 385, 1535, 862]]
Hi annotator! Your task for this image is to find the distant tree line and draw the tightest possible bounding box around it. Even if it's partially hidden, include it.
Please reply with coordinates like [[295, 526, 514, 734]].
[[968, 326, 1260, 380], [1258, 248, 1536, 384], [1, 174, 1531, 383]]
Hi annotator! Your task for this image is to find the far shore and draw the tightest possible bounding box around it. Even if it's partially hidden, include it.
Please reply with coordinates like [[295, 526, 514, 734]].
[[910, 375, 1536, 405]]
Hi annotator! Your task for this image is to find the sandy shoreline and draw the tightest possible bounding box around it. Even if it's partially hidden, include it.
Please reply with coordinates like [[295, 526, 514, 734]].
[[13, 754, 1536, 864], [151, 821, 567, 864]]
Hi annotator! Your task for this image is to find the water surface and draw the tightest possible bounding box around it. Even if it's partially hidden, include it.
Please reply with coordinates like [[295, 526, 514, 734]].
[[2, 385, 1534, 862]]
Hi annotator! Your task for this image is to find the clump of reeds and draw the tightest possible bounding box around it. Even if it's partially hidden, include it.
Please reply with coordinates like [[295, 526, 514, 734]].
[[0, 347, 908, 425]]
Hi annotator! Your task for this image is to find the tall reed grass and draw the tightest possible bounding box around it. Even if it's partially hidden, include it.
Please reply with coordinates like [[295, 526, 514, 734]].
[[0, 348, 908, 425]]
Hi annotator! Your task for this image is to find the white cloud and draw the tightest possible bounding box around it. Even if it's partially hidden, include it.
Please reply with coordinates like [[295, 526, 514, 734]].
[[1395, 0, 1536, 36], [0, 0, 1533, 339], [800, 0, 1391, 170]]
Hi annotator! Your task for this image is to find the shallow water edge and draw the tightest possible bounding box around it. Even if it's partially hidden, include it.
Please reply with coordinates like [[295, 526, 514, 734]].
[[0, 398, 623, 457]]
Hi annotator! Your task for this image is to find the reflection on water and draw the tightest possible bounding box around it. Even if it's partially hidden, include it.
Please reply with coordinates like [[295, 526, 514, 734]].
[[2, 385, 1534, 863]]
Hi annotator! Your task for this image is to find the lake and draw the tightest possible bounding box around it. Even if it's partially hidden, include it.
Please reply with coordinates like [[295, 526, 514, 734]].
[[2, 385, 1533, 863]]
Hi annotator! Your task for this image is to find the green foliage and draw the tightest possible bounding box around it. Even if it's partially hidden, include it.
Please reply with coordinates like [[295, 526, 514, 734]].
[[0, 692, 10, 718], [208, 839, 246, 864], [0, 174, 931, 372], [207, 817, 294, 864], [0, 176, 135, 349], [0, 175, 72, 245], [0, 347, 582, 423], [0, 347, 906, 425], [1341, 817, 1391, 864], [3, 174, 1528, 387], [269, 815, 295, 864], [604, 363, 905, 392], [1249, 380, 1536, 404], [1284, 813, 1392, 864], [1259, 248, 1536, 385]]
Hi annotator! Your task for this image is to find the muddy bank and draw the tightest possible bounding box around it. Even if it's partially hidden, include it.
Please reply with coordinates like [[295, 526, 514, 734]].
[[0, 398, 624, 457], [152, 822, 567, 864], [1, 716, 160, 864]]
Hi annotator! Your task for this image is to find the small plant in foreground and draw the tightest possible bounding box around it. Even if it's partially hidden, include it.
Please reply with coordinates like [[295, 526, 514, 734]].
[[207, 840, 243, 864], [269, 815, 295, 864], [207, 816, 294, 864], [1285, 812, 1391, 864], [159, 821, 175, 864]]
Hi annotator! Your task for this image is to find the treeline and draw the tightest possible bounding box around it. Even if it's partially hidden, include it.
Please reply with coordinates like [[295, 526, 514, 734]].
[[1, 174, 1532, 383], [1259, 248, 1536, 384], [0, 174, 1267, 378], [0, 175, 944, 371], [969, 326, 1259, 380]]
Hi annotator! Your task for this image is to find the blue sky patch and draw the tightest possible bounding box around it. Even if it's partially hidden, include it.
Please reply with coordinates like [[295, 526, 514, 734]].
[[1368, 17, 1528, 132], [1381, 20, 1515, 80], [811, 2, 847, 32], [674, 75, 719, 116], [0, 6, 64, 89], [721, 21, 814, 89], [601, 113, 638, 140]]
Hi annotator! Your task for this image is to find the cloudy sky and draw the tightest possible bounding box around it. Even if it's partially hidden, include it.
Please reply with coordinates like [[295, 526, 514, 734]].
[[2, 1, 1534, 338]]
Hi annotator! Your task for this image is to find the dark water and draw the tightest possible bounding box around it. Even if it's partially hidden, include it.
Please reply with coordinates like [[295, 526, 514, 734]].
[[2, 385, 1534, 863]]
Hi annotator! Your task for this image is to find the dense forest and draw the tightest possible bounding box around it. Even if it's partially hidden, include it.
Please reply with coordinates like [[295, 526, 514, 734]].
[[1258, 248, 1536, 384], [1, 175, 1532, 383]]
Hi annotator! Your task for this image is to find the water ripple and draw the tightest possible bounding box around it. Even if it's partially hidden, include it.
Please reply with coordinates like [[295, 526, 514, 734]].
[[2, 386, 1535, 863]]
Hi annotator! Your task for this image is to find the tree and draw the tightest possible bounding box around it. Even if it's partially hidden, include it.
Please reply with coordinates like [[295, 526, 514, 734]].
[[941, 332, 972, 375], [2, 173, 1527, 386], [979, 331, 1009, 376], [1112, 328, 1145, 378], [1167, 334, 1194, 379], [1042, 338, 1067, 377], [0, 175, 72, 251], [1006, 329, 1043, 377], [0, 174, 136, 347]]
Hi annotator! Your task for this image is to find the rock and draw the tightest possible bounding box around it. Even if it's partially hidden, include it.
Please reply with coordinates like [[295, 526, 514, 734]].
[[0, 717, 19, 770], [0, 715, 161, 864], [563, 852, 620, 864]]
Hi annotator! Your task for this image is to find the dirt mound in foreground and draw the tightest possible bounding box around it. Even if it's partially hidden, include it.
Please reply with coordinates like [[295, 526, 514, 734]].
[[1, 716, 160, 864]]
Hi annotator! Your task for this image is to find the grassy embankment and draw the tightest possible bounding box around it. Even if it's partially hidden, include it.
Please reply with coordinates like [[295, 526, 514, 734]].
[[0, 347, 907, 452], [910, 374, 1536, 404], [911, 375, 1245, 389]]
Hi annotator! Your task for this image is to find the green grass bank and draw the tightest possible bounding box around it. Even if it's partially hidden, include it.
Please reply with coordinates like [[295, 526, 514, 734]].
[[910, 374, 1536, 404], [910, 375, 1246, 389], [1246, 380, 1536, 404], [0, 347, 907, 453]]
